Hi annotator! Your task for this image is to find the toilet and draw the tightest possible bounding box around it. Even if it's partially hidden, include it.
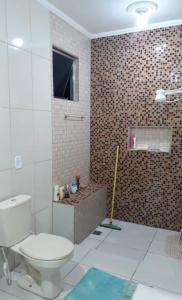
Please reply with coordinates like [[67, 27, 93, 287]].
[[0, 195, 74, 299]]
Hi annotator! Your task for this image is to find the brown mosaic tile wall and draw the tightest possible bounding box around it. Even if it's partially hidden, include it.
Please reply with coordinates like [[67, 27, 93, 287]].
[[91, 26, 182, 230]]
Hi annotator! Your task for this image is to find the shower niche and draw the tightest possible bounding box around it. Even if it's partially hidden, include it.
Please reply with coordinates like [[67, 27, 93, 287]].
[[128, 126, 172, 153]]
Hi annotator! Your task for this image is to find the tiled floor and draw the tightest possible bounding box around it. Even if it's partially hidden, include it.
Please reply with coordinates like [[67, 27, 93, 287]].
[[1, 220, 182, 300]]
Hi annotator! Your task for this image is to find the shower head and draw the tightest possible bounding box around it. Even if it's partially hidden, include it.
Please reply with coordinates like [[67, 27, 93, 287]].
[[155, 87, 182, 103], [155, 89, 166, 103]]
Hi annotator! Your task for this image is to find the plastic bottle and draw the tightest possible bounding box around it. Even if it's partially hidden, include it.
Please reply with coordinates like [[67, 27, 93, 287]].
[[129, 130, 135, 149]]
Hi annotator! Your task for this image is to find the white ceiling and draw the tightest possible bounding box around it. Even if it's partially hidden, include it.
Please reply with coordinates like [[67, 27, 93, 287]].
[[46, 0, 182, 38]]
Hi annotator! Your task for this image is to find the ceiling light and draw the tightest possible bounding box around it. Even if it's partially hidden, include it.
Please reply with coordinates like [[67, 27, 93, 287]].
[[12, 38, 24, 48], [137, 13, 149, 28], [127, 1, 158, 29]]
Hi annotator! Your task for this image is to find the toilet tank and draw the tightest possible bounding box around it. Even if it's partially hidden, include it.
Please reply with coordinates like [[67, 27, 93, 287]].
[[0, 195, 32, 247]]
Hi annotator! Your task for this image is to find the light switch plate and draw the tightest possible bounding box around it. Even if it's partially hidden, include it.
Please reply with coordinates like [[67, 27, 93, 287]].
[[14, 155, 23, 169]]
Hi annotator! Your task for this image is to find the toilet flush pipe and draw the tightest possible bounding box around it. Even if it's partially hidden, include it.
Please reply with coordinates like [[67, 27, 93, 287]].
[[1, 247, 12, 285]]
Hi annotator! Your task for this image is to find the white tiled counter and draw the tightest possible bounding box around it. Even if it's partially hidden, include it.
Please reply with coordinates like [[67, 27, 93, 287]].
[[53, 184, 107, 243]]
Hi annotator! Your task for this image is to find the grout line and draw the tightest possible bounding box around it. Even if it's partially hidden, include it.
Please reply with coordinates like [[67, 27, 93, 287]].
[[63, 263, 90, 285], [130, 258, 144, 282], [143, 228, 158, 258], [63, 261, 79, 280], [96, 237, 154, 254], [75, 248, 92, 264], [131, 230, 158, 281], [95, 239, 105, 249], [95, 229, 114, 249], [65, 242, 96, 278]]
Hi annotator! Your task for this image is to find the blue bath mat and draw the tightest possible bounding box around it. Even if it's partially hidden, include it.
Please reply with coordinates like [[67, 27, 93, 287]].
[[64, 268, 137, 300]]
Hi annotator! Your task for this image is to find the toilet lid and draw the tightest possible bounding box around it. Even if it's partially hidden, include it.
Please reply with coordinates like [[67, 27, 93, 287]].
[[20, 233, 74, 261]]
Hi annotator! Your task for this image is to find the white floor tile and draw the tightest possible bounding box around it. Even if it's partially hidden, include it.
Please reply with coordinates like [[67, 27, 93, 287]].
[[72, 244, 91, 263], [122, 221, 157, 232], [133, 284, 182, 300], [64, 264, 90, 286], [105, 223, 156, 251], [0, 270, 74, 300], [0, 290, 20, 300], [79, 238, 101, 249], [81, 249, 139, 280], [62, 261, 78, 279], [97, 241, 146, 261], [88, 226, 112, 241], [55, 283, 73, 300], [0, 271, 74, 300], [1, 221, 182, 300], [0, 272, 41, 300], [149, 229, 179, 256], [133, 253, 182, 294]]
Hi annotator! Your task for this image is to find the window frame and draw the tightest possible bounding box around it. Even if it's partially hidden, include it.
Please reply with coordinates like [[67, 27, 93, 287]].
[[52, 47, 79, 102]]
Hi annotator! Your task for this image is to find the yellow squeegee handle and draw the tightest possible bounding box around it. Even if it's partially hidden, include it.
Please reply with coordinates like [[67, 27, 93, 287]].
[[110, 145, 120, 223]]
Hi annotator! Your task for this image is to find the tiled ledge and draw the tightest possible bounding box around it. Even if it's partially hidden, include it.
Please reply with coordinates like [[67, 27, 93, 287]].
[[53, 183, 107, 243], [54, 182, 106, 206]]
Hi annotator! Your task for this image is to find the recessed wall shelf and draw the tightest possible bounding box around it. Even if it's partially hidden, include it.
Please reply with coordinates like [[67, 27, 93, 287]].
[[128, 127, 172, 153]]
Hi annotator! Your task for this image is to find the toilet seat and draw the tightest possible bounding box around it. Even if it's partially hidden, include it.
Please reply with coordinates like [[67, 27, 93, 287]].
[[20, 233, 74, 261]]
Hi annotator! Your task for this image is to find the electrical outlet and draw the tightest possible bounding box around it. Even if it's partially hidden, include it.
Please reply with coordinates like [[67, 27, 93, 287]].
[[14, 155, 23, 170]]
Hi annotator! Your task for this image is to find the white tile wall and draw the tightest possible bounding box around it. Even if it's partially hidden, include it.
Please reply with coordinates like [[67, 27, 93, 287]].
[[8, 46, 33, 109], [0, 0, 7, 42], [31, 0, 50, 59], [0, 42, 9, 108], [11, 165, 34, 210], [11, 109, 34, 166], [0, 0, 52, 276], [0, 170, 11, 201], [34, 111, 52, 162], [35, 205, 52, 234], [34, 160, 52, 213], [0, 108, 11, 171], [32, 55, 51, 111], [7, 0, 31, 51], [51, 14, 91, 186]]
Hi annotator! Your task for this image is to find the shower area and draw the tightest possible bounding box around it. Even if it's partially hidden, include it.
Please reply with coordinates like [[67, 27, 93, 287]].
[[90, 25, 182, 231]]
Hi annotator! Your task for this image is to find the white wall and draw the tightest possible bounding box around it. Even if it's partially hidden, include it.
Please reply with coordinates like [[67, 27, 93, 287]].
[[0, 0, 52, 275], [51, 14, 91, 186]]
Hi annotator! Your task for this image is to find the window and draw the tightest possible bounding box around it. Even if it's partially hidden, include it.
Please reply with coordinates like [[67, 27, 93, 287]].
[[53, 48, 79, 101]]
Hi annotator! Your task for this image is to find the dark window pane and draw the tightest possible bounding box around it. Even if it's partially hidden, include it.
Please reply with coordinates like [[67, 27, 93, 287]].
[[53, 50, 74, 100]]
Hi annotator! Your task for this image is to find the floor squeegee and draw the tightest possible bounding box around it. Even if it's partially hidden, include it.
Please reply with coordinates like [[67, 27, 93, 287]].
[[100, 145, 122, 231]]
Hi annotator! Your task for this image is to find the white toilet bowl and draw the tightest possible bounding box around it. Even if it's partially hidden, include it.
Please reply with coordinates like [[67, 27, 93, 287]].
[[11, 233, 74, 299]]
